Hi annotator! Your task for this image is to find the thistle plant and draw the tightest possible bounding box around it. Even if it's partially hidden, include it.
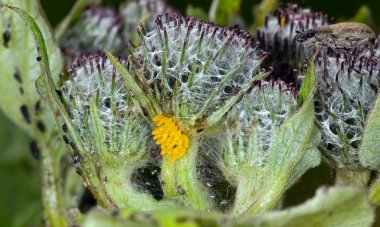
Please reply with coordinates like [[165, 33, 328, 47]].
[[58, 55, 176, 210], [125, 13, 269, 210], [257, 3, 380, 187], [0, 0, 379, 226], [314, 53, 379, 184], [300, 23, 380, 185], [202, 79, 320, 215]]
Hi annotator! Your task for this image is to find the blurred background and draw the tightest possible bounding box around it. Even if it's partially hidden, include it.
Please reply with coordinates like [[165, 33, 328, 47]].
[[40, 0, 380, 30], [1, 0, 379, 226]]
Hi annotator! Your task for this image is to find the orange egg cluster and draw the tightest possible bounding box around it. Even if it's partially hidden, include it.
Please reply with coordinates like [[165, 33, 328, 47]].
[[152, 115, 189, 162]]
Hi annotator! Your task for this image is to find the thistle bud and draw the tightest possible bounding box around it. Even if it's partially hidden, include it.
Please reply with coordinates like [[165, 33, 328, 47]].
[[108, 13, 269, 210], [60, 54, 174, 209], [198, 78, 320, 215], [315, 53, 380, 171], [257, 4, 329, 82], [132, 13, 266, 128], [60, 5, 123, 61]]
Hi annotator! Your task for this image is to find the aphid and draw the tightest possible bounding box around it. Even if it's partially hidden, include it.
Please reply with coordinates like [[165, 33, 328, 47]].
[[296, 22, 376, 74]]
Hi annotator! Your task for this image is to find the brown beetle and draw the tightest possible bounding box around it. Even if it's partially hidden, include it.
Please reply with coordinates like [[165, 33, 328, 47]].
[[296, 22, 376, 75]]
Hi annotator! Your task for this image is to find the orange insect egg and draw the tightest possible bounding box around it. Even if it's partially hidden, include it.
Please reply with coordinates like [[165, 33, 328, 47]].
[[152, 115, 189, 162]]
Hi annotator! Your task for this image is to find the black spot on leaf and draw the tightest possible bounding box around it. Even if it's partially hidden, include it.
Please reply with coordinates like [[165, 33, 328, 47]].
[[13, 71, 22, 84], [37, 121, 45, 133], [2, 30, 10, 48], [29, 141, 40, 160], [20, 105, 31, 124], [62, 135, 69, 144]]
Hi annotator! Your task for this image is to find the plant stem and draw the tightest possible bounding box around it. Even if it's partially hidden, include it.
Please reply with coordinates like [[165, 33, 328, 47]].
[[230, 172, 257, 216], [335, 168, 371, 186], [369, 176, 380, 206], [40, 142, 68, 227], [244, 178, 287, 215], [161, 131, 212, 210]]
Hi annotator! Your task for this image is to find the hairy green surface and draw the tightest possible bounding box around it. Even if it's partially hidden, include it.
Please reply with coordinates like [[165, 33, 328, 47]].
[[1, 0, 379, 226], [0, 0, 63, 136], [360, 94, 380, 170]]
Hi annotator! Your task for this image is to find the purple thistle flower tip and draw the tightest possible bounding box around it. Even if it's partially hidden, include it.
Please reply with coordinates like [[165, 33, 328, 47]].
[[257, 4, 329, 84], [315, 51, 380, 168], [131, 13, 267, 122]]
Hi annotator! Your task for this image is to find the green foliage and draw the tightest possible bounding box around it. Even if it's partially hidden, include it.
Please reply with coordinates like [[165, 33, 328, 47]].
[[244, 186, 374, 227], [186, 6, 208, 21], [209, 0, 242, 25], [348, 5, 375, 29], [360, 94, 380, 170], [1, 0, 379, 226], [244, 63, 319, 214], [251, 0, 278, 31], [0, 0, 63, 136], [369, 177, 380, 206]]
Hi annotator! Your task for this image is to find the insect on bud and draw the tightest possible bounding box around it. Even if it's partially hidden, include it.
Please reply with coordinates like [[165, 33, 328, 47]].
[[256, 4, 329, 84]]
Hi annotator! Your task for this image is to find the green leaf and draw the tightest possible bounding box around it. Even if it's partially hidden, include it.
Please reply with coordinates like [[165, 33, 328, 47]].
[[241, 186, 375, 227], [54, 0, 102, 41], [369, 176, 380, 206], [81, 187, 374, 227], [299, 60, 315, 105], [0, 0, 63, 136], [5, 3, 82, 226], [209, 0, 242, 25], [348, 5, 375, 29], [82, 208, 221, 227], [244, 85, 317, 214], [226, 62, 318, 215], [186, 6, 208, 21], [7, 3, 85, 154], [359, 93, 380, 170], [251, 0, 278, 32], [286, 127, 321, 188]]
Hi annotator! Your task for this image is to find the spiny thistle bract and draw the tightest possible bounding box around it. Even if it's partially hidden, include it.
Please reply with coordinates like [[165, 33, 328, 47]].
[[98, 12, 317, 213], [122, 13, 270, 211], [226, 80, 298, 155], [199, 80, 304, 215], [257, 4, 329, 82], [60, 54, 174, 210], [1, 1, 378, 226], [315, 53, 380, 169], [132, 13, 267, 128], [120, 0, 173, 44], [60, 5, 123, 60], [38, 3, 321, 218]]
